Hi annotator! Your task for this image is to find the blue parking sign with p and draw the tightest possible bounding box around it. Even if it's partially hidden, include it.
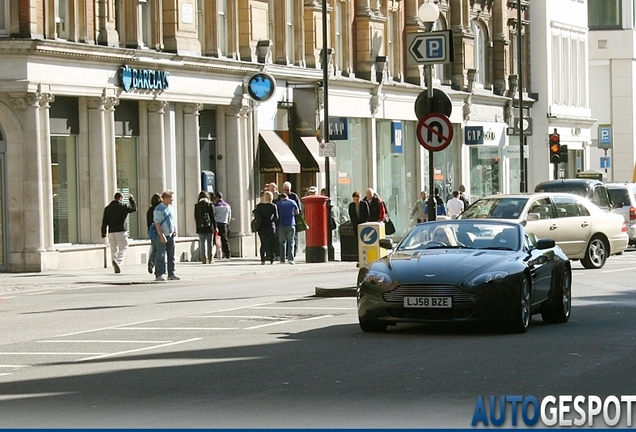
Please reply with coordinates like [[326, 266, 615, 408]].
[[598, 124, 612, 149], [426, 38, 444, 60]]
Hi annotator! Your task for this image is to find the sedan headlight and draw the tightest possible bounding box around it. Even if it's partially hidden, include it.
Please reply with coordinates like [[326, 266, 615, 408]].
[[467, 271, 509, 287], [363, 270, 394, 288]]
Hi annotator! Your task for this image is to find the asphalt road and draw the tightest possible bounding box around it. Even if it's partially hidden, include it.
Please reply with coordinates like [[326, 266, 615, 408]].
[[1, 251, 636, 428]]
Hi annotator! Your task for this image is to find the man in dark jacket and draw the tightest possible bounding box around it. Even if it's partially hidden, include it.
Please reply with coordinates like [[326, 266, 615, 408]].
[[101, 192, 137, 273]]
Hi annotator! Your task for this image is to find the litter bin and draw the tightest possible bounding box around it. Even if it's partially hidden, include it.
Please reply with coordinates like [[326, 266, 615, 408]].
[[339, 221, 358, 261]]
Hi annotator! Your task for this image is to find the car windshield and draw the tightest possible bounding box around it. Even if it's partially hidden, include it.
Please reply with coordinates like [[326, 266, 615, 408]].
[[536, 183, 587, 196], [460, 197, 528, 219], [608, 188, 629, 206], [397, 221, 520, 252]]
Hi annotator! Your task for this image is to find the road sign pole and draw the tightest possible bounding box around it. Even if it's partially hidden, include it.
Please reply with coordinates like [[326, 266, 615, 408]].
[[426, 64, 437, 221]]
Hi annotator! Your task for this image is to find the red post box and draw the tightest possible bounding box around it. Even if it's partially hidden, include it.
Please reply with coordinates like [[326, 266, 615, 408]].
[[301, 195, 329, 263]]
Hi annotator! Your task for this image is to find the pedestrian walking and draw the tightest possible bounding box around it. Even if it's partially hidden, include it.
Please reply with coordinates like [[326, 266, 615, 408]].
[[213, 192, 232, 259], [348, 190, 369, 233], [254, 191, 279, 264], [194, 190, 217, 264], [363, 188, 386, 222], [459, 184, 471, 209], [446, 190, 465, 219], [424, 187, 447, 218], [410, 191, 428, 223], [275, 192, 299, 264], [283, 181, 302, 256], [101, 191, 137, 274], [153, 190, 179, 281], [146, 192, 161, 274]]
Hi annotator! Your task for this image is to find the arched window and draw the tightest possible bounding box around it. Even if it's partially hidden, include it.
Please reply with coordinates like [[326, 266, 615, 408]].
[[471, 20, 487, 87]]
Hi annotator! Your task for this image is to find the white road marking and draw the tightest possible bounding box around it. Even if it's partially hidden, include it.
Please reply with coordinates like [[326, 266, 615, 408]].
[[0, 352, 107, 355], [56, 318, 167, 337], [187, 315, 282, 320], [601, 266, 636, 273], [0, 365, 28, 368], [26, 291, 54, 296], [252, 306, 356, 310], [302, 315, 333, 321], [38, 340, 173, 344], [115, 327, 239, 331], [76, 337, 203, 362], [245, 320, 294, 330], [0, 373, 13, 377]]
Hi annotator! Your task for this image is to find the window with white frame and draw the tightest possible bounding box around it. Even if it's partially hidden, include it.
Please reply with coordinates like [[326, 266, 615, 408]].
[[0, 0, 8, 36], [551, 34, 561, 105], [561, 37, 570, 105], [334, 0, 343, 73], [56, 0, 69, 39], [138, 0, 151, 48], [551, 29, 588, 108], [286, 0, 294, 64], [218, 0, 228, 56], [471, 20, 486, 87]]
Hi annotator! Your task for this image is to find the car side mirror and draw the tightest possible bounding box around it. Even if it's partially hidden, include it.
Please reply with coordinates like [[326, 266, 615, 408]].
[[526, 213, 540, 222], [379, 238, 394, 249], [536, 238, 556, 250]]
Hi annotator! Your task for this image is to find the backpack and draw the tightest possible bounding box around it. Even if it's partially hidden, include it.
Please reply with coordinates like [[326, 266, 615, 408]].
[[196, 202, 212, 229]]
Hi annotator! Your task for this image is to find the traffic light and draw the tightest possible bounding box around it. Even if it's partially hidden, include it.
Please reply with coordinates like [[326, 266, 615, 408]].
[[559, 144, 569, 163], [549, 131, 561, 164]]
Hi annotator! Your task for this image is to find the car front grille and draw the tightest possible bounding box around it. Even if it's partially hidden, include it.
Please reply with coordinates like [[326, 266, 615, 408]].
[[382, 283, 477, 303]]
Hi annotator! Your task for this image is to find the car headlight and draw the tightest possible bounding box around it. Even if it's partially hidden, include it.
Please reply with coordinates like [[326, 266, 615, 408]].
[[467, 271, 509, 287], [363, 270, 394, 287]]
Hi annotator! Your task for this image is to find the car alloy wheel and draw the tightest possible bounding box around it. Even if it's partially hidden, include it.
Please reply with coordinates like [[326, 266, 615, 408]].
[[509, 276, 530, 333], [541, 268, 572, 324], [581, 235, 608, 269]]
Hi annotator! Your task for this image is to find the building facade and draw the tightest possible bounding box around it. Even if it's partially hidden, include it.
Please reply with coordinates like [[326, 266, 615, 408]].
[[0, 0, 530, 272]]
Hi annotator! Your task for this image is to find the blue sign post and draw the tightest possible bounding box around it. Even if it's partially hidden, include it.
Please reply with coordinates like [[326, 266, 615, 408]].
[[598, 125, 613, 149]]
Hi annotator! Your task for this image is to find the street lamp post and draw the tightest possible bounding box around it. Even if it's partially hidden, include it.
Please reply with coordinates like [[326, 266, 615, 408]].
[[418, 2, 440, 221], [321, 0, 334, 260]]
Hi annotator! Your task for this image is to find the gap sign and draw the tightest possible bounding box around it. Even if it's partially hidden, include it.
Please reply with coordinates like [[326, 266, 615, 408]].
[[465, 126, 484, 145]]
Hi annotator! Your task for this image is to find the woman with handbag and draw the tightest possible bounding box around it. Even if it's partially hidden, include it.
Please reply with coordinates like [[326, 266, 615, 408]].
[[254, 191, 279, 265]]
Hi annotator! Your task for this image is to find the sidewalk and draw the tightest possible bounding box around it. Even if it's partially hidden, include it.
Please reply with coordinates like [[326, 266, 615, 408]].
[[0, 257, 359, 294]]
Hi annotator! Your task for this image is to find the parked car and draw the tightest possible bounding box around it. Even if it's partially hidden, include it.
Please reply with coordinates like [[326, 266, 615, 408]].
[[459, 193, 628, 269], [606, 183, 636, 246], [356, 220, 571, 333], [534, 179, 613, 211]]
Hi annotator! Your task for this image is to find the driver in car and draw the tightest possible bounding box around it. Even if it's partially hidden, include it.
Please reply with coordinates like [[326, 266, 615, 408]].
[[431, 226, 459, 246]]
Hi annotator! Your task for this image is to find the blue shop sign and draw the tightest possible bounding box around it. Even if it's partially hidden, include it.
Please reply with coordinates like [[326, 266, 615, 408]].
[[465, 126, 484, 145], [328, 117, 348, 141], [391, 121, 403, 154], [119, 65, 170, 92]]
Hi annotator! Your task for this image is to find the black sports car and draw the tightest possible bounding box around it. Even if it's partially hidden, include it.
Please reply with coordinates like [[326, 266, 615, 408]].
[[357, 220, 571, 333]]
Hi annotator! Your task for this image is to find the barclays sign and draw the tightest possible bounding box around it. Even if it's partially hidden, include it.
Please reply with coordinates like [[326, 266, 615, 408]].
[[119, 65, 170, 92]]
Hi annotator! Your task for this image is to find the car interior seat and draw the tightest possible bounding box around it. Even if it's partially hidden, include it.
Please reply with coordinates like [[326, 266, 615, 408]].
[[492, 228, 518, 249]]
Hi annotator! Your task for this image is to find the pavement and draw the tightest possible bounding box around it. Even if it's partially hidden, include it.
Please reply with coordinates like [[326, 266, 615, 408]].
[[0, 257, 359, 297]]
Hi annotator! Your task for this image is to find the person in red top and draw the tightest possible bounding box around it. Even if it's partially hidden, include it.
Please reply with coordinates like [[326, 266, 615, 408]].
[[363, 188, 386, 222]]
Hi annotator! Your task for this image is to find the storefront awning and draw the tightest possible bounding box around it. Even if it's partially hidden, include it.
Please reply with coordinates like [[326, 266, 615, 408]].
[[297, 136, 337, 173], [259, 131, 301, 173]]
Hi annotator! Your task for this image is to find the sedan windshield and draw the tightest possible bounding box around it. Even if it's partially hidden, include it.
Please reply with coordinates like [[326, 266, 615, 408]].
[[397, 221, 520, 252], [460, 197, 528, 220]]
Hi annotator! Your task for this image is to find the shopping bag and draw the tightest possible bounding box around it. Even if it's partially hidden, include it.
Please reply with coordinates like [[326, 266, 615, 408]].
[[295, 213, 309, 232]]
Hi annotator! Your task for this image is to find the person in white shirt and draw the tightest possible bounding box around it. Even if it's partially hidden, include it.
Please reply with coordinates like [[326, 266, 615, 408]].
[[446, 190, 465, 219]]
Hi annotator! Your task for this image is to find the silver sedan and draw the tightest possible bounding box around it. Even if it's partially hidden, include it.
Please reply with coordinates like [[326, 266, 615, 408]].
[[459, 192, 629, 269]]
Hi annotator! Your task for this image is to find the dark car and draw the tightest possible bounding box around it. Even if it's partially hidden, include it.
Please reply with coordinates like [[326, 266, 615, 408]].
[[356, 220, 571, 333], [534, 179, 613, 211]]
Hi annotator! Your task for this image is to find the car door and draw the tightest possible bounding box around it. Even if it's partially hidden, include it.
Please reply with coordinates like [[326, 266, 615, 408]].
[[551, 194, 592, 257], [524, 233, 552, 304], [523, 197, 560, 243]]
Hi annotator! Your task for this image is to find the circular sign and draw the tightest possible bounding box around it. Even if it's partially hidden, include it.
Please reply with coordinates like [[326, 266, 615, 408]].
[[414, 89, 452, 120], [247, 73, 276, 102], [416, 113, 454, 152]]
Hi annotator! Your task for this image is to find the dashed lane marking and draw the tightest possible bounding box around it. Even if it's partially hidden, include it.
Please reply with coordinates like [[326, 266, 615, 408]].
[[76, 337, 203, 362]]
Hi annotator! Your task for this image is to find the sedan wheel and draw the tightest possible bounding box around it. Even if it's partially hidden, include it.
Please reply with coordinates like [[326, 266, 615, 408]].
[[581, 235, 608, 269], [541, 268, 572, 324], [508, 276, 531, 333], [359, 320, 388, 333]]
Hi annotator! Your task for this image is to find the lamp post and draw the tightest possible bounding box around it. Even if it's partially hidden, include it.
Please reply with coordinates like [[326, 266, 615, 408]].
[[418, 2, 440, 221], [321, 0, 334, 260], [517, 0, 526, 192]]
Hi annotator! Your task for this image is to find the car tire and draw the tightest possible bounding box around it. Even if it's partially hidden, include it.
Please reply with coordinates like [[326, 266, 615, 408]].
[[581, 235, 608, 269], [359, 320, 388, 333], [508, 276, 531, 334], [541, 267, 572, 324]]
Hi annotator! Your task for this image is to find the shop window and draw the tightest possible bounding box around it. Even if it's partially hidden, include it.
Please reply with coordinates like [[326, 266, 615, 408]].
[[51, 136, 79, 244], [334, 118, 369, 224], [115, 138, 139, 238], [469, 146, 502, 200], [0, 0, 8, 36]]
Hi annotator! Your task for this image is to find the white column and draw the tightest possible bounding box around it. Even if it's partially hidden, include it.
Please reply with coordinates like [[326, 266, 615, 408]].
[[148, 100, 168, 195], [39, 92, 56, 251], [183, 103, 203, 236], [104, 96, 119, 197], [87, 96, 109, 244], [225, 102, 250, 237], [11, 94, 46, 258]]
